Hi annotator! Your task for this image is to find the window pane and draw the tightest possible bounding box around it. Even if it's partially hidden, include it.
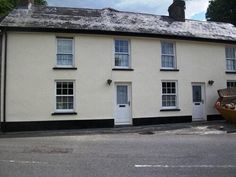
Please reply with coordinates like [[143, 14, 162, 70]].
[[62, 89, 67, 95], [120, 41, 129, 53], [68, 89, 73, 95], [115, 54, 129, 67], [57, 82, 62, 88], [162, 56, 174, 68], [57, 54, 73, 66], [162, 82, 166, 88], [62, 96, 67, 102], [162, 42, 174, 55], [68, 103, 73, 109], [57, 38, 73, 66], [115, 40, 120, 53], [115, 40, 129, 53], [57, 39, 73, 54], [68, 83, 73, 88], [56, 102, 63, 109], [68, 96, 73, 102], [162, 82, 176, 94], [226, 47, 235, 58], [226, 59, 236, 71], [162, 95, 176, 107], [117, 86, 128, 104], [56, 97, 62, 103], [167, 82, 171, 88], [63, 103, 68, 109], [57, 88, 62, 95], [62, 83, 68, 88], [192, 86, 202, 102], [227, 82, 230, 88]]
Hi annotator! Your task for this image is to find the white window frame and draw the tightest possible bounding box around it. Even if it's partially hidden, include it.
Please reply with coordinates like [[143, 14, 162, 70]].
[[225, 46, 236, 72], [55, 80, 75, 113], [161, 80, 178, 109], [114, 39, 131, 69], [161, 41, 176, 69], [227, 80, 236, 88], [56, 37, 74, 68]]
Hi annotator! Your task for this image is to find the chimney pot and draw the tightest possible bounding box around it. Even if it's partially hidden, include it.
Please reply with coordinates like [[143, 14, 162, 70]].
[[168, 0, 186, 22]]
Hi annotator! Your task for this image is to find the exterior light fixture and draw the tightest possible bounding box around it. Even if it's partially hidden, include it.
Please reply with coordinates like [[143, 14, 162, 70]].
[[208, 80, 214, 86], [107, 79, 112, 85]]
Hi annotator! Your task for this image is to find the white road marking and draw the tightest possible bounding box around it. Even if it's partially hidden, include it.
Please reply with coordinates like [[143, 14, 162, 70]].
[[0, 159, 48, 165], [135, 165, 236, 168]]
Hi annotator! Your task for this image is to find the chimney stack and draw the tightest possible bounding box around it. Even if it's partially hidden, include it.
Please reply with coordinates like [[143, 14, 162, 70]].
[[28, 0, 34, 9], [168, 0, 186, 22], [19, 0, 34, 8], [18, 0, 28, 6]]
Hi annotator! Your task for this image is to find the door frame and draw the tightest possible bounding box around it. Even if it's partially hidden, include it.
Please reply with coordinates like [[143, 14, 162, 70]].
[[114, 82, 132, 125], [191, 82, 206, 121]]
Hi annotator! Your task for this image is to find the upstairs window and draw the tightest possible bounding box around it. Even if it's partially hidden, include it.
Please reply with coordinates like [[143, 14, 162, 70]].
[[226, 47, 236, 71], [57, 38, 74, 67], [161, 81, 178, 109], [114, 40, 130, 68], [161, 42, 176, 69]]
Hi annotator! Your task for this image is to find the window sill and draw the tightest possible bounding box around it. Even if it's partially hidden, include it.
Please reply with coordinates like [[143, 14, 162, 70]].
[[225, 71, 236, 74], [53, 67, 77, 70], [160, 69, 179, 72], [160, 109, 181, 112], [51, 112, 77, 115], [112, 68, 134, 71]]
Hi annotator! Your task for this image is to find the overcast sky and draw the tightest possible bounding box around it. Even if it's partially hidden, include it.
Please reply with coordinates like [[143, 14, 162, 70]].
[[47, 0, 209, 21]]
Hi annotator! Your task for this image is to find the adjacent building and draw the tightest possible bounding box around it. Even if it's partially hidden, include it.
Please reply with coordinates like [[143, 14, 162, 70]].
[[0, 0, 236, 131]]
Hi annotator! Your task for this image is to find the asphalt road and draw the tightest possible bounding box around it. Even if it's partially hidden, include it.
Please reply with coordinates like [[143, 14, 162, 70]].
[[0, 132, 236, 177]]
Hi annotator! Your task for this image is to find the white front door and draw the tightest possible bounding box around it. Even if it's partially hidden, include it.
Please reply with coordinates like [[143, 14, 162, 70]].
[[192, 84, 205, 121], [115, 83, 132, 125]]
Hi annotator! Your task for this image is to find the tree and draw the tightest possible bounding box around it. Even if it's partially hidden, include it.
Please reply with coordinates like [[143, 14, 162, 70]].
[[0, 0, 47, 17], [0, 0, 13, 17], [206, 0, 236, 26]]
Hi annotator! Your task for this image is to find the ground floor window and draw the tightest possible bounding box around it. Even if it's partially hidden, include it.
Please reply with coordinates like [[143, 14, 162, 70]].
[[55, 81, 74, 112], [227, 81, 236, 88], [161, 81, 178, 109]]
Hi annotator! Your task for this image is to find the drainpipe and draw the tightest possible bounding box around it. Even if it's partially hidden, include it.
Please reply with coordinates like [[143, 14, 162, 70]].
[[2, 30, 7, 129], [0, 30, 2, 131]]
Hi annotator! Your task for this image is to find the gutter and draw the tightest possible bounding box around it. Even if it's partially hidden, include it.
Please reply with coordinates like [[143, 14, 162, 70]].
[[2, 26, 236, 45]]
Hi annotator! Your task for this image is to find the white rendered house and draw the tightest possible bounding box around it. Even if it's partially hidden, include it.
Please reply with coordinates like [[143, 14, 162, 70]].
[[0, 0, 236, 131]]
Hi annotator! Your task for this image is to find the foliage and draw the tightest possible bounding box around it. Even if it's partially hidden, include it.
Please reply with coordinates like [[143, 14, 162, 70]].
[[0, 0, 47, 17], [0, 0, 13, 17], [206, 0, 236, 26]]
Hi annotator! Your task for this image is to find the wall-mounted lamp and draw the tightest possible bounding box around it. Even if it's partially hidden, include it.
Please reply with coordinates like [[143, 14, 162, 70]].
[[208, 80, 214, 86], [107, 79, 112, 85]]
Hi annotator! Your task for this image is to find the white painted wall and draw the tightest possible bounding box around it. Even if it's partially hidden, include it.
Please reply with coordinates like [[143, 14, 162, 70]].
[[4, 32, 235, 122]]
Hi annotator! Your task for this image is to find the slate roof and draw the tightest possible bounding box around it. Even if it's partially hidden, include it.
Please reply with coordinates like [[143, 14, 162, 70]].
[[0, 5, 236, 42]]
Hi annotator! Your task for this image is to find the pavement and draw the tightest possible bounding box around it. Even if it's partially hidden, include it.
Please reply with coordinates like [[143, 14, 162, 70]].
[[0, 120, 236, 138]]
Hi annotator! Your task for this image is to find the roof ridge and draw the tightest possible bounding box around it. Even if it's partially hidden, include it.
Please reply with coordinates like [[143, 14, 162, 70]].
[[32, 5, 234, 26]]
